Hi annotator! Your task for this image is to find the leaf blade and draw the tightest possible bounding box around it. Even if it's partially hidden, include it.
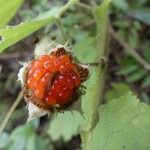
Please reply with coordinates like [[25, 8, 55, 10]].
[[48, 111, 84, 141], [90, 92, 150, 150], [0, 0, 78, 53], [0, 0, 24, 28]]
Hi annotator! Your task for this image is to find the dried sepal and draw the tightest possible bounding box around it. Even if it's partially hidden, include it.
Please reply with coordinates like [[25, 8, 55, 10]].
[[27, 102, 49, 123], [17, 62, 30, 87]]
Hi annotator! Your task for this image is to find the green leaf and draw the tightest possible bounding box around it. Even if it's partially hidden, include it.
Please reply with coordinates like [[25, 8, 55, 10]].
[[0, 0, 78, 53], [90, 92, 150, 150], [143, 44, 150, 63], [4, 123, 50, 150], [105, 83, 130, 101], [48, 111, 84, 141], [8, 124, 34, 150], [112, 0, 128, 10], [0, 132, 9, 149], [27, 131, 49, 150], [73, 36, 97, 63], [141, 92, 150, 105], [116, 65, 139, 75], [128, 8, 150, 25], [0, 0, 23, 28], [142, 76, 150, 88], [126, 69, 147, 83]]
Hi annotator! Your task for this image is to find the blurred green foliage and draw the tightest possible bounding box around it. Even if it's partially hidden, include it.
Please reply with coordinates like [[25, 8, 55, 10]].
[[0, 0, 150, 149]]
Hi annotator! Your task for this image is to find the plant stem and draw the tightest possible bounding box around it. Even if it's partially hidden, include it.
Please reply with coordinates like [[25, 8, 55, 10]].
[[81, 1, 111, 149], [91, 0, 110, 127], [76, 2, 92, 11], [56, 19, 68, 42], [0, 91, 23, 137]]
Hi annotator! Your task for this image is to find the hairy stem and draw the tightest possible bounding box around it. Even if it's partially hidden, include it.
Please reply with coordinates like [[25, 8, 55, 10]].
[[81, 1, 111, 149]]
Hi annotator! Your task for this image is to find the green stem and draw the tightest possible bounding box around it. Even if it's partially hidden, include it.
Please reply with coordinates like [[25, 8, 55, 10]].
[[56, 19, 68, 42], [0, 91, 23, 137], [80, 1, 111, 149], [77, 2, 92, 11]]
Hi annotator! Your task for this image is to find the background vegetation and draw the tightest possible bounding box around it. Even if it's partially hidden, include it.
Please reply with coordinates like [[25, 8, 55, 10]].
[[0, 0, 150, 149]]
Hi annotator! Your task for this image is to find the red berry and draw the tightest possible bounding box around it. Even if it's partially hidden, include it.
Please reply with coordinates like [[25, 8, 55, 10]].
[[24, 47, 89, 110], [45, 70, 80, 106]]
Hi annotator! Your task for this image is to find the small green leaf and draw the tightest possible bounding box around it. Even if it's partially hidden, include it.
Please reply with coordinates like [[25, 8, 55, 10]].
[[0, 0, 78, 53], [141, 92, 150, 104], [112, 0, 128, 10], [90, 92, 150, 150], [27, 131, 48, 150], [142, 76, 150, 88], [8, 125, 34, 150], [48, 111, 84, 141], [4, 123, 49, 150], [128, 8, 150, 25], [117, 65, 139, 75], [73, 36, 97, 63], [143, 45, 150, 63], [126, 69, 147, 83], [0, 132, 9, 149], [0, 0, 23, 28], [105, 83, 130, 101]]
